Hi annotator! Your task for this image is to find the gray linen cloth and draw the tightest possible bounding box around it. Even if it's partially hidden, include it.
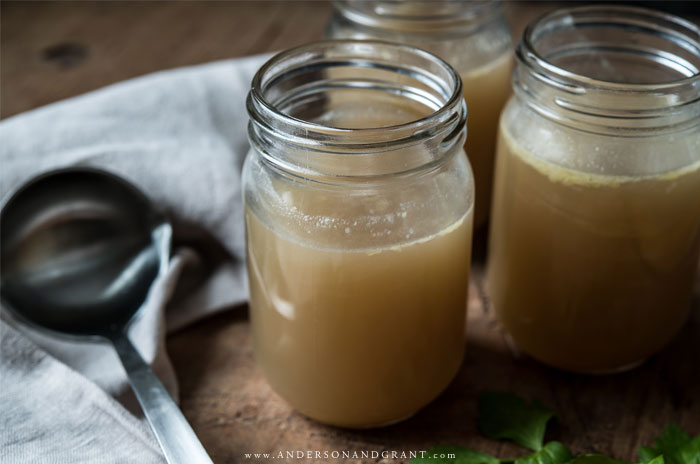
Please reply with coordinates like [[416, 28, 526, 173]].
[[0, 53, 270, 463]]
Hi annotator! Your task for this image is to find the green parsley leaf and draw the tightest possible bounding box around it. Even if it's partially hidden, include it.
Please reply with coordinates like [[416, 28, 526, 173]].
[[561, 454, 629, 464], [559, 452, 666, 464], [514, 441, 572, 464], [478, 391, 555, 451], [409, 445, 500, 464], [678, 440, 700, 464], [639, 424, 691, 462], [639, 424, 700, 464]]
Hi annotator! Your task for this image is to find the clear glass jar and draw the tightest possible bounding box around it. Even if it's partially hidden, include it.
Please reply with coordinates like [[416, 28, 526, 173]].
[[488, 6, 700, 373], [243, 41, 474, 427], [327, 0, 512, 228]]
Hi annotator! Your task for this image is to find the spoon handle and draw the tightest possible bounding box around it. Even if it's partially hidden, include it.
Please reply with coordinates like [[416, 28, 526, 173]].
[[111, 332, 214, 464]]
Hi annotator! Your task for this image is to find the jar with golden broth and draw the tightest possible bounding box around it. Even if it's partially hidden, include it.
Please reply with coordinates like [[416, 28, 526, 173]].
[[488, 6, 700, 373], [327, 0, 512, 229], [243, 41, 473, 427]]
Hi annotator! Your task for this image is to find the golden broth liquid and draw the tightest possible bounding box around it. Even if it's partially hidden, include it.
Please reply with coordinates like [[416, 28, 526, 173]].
[[460, 52, 513, 228], [246, 209, 472, 427], [488, 127, 700, 373]]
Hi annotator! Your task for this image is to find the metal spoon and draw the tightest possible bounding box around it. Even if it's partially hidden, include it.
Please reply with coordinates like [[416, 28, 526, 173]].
[[0, 168, 214, 464]]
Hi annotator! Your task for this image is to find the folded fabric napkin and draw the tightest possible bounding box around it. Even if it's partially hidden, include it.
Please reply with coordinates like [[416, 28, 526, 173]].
[[0, 53, 271, 463]]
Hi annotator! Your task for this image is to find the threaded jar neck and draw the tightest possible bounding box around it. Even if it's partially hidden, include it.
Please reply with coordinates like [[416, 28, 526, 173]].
[[514, 5, 700, 136], [247, 40, 467, 183], [332, 0, 503, 37]]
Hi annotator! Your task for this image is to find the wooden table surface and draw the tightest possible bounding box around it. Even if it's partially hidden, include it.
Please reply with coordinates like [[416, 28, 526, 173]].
[[2, 2, 699, 463]]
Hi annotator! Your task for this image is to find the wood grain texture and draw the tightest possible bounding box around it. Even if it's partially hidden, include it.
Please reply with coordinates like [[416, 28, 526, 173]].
[[2, 1, 699, 462], [167, 259, 700, 463], [1, 0, 332, 117]]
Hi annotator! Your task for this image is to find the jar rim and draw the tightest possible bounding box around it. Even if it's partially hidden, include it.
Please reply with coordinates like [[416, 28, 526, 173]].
[[331, 0, 502, 34], [247, 39, 466, 151], [514, 5, 700, 135], [519, 5, 700, 92]]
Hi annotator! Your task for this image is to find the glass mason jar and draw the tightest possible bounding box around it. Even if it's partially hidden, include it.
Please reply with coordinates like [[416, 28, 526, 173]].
[[243, 41, 474, 427], [488, 6, 700, 373], [327, 0, 512, 229]]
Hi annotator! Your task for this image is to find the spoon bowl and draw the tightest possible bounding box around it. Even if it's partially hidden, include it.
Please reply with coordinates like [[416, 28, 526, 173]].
[[0, 168, 213, 464], [1, 168, 167, 336]]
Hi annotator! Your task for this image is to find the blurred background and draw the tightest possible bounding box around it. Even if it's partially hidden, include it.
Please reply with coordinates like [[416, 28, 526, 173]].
[[2, 1, 699, 119]]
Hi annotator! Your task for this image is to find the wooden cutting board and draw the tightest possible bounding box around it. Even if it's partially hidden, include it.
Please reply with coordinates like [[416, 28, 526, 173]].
[[167, 245, 700, 463]]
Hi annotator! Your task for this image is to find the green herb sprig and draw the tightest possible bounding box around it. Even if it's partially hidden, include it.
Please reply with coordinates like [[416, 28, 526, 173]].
[[410, 392, 698, 464]]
